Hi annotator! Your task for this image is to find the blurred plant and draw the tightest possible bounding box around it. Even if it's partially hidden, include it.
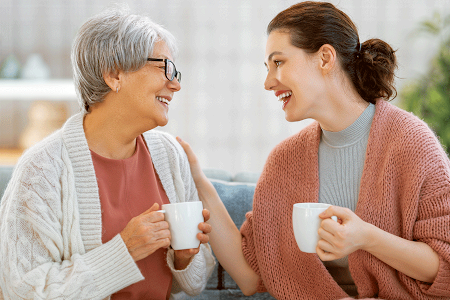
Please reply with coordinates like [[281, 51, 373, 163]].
[[415, 12, 450, 40], [400, 12, 450, 155]]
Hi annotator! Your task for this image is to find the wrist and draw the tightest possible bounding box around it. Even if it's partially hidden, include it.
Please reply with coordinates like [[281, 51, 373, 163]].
[[174, 251, 193, 270], [360, 222, 380, 253]]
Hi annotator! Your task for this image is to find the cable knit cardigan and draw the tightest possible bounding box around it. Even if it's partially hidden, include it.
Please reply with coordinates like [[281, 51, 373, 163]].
[[241, 100, 450, 300], [0, 112, 215, 300]]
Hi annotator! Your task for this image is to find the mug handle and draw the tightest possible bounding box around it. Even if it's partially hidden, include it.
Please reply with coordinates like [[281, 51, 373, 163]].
[[331, 216, 338, 222], [157, 210, 166, 213]]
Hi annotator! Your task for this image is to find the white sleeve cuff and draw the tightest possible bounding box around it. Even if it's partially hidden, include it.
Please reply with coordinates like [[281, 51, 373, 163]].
[[84, 234, 144, 298], [166, 244, 216, 296]]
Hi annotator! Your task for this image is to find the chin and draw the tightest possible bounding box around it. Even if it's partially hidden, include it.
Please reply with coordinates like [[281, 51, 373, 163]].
[[285, 113, 307, 123], [158, 118, 169, 127], [284, 113, 299, 123]]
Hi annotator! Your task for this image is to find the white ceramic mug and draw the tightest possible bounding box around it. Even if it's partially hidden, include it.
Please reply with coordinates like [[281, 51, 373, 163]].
[[158, 201, 204, 250], [292, 203, 337, 253]]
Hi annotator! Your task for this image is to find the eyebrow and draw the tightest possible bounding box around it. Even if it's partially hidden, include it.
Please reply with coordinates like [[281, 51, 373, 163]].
[[264, 51, 283, 67], [149, 55, 171, 60]]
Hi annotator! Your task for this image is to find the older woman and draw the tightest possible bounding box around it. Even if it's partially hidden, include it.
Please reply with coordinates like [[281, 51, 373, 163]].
[[0, 7, 215, 300]]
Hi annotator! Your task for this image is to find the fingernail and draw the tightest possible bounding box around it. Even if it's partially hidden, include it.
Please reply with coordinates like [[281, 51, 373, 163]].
[[176, 136, 183, 142]]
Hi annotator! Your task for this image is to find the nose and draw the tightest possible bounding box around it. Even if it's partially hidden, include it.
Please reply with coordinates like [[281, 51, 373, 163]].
[[168, 78, 181, 92], [264, 71, 277, 91]]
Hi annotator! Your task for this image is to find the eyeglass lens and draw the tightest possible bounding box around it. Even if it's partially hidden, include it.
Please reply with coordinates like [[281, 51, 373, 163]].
[[167, 61, 175, 80]]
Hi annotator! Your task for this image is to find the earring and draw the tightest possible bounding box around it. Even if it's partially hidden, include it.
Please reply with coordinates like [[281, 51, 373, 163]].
[[116, 87, 119, 93]]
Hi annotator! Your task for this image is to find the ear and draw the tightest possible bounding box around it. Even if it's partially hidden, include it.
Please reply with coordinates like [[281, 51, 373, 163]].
[[103, 69, 122, 92], [318, 44, 337, 75]]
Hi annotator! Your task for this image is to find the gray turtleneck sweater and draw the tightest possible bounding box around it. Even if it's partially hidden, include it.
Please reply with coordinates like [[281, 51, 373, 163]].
[[319, 103, 375, 211], [318, 103, 375, 292]]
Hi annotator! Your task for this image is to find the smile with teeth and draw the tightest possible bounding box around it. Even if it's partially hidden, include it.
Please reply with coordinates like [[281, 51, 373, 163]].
[[277, 91, 292, 103], [156, 96, 170, 105]]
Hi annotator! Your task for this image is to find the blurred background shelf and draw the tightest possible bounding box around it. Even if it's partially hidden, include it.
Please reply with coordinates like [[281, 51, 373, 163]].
[[0, 79, 77, 154], [0, 79, 76, 101], [0, 1, 449, 172], [0, 148, 22, 166]]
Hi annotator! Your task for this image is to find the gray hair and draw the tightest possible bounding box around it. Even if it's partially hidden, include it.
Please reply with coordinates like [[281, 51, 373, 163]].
[[71, 6, 178, 113]]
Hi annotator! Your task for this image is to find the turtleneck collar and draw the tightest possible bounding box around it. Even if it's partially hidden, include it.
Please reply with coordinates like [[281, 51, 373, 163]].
[[321, 103, 375, 147]]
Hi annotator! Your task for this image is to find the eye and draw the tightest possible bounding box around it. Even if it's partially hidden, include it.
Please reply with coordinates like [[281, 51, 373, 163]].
[[274, 60, 282, 67]]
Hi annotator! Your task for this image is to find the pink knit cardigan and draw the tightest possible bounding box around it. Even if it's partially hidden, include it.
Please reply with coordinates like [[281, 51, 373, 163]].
[[241, 100, 450, 300]]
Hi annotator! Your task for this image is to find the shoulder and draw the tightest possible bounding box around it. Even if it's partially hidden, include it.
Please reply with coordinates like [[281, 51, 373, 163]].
[[15, 129, 66, 177], [376, 100, 429, 131], [374, 101, 446, 157], [143, 129, 179, 147], [373, 101, 450, 189], [3, 130, 66, 210], [142, 130, 189, 171], [375, 100, 432, 134], [142, 130, 184, 156]]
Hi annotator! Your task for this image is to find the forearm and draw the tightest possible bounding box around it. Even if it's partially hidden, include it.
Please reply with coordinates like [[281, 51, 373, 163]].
[[1, 234, 143, 299], [196, 178, 259, 295], [363, 223, 439, 283]]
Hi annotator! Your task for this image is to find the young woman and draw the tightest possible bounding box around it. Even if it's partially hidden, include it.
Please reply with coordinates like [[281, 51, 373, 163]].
[[177, 2, 450, 299], [0, 7, 215, 299]]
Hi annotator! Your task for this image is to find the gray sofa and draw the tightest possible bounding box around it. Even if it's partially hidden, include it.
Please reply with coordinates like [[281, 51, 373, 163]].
[[0, 166, 274, 299]]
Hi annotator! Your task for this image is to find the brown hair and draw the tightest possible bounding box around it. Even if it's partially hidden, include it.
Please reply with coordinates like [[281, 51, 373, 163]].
[[267, 1, 397, 104]]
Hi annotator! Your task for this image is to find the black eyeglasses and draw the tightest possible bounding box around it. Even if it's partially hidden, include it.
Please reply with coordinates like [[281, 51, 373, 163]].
[[147, 58, 181, 83]]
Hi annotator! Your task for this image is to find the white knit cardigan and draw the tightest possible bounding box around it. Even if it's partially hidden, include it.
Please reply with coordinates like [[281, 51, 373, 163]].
[[0, 113, 215, 299]]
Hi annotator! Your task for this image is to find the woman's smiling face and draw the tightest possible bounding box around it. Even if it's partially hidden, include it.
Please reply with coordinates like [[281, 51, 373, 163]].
[[119, 40, 181, 130], [264, 30, 327, 122]]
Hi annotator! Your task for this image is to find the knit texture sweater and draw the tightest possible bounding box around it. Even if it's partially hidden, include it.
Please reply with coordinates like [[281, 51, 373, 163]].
[[241, 100, 450, 300], [0, 112, 215, 300]]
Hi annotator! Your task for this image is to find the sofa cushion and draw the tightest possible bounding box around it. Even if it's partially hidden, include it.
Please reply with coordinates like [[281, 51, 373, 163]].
[[210, 179, 255, 230], [232, 171, 260, 184], [202, 168, 233, 182], [0, 166, 14, 200]]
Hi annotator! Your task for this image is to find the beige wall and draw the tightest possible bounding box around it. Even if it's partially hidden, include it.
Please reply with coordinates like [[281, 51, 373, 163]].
[[1, 0, 449, 173]]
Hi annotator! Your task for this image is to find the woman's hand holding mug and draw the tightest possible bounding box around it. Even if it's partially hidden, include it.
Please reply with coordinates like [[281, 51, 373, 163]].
[[120, 202, 212, 270], [317, 205, 373, 261], [120, 202, 171, 262]]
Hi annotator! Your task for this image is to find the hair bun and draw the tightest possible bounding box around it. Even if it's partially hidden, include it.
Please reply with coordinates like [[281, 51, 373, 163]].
[[353, 39, 397, 103]]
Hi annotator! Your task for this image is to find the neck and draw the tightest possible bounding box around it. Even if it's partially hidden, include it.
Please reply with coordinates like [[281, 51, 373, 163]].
[[83, 96, 151, 160], [315, 74, 370, 132], [317, 98, 369, 132]]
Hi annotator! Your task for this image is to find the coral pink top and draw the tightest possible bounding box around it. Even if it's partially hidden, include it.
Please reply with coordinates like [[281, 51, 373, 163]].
[[91, 135, 171, 300], [241, 100, 450, 299]]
